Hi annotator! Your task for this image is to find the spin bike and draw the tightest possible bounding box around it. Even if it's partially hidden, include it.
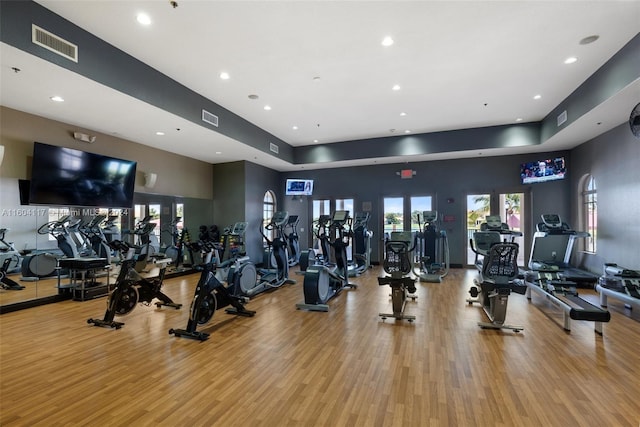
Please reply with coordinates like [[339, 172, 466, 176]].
[[296, 210, 356, 312], [378, 231, 418, 322], [466, 230, 526, 332], [87, 256, 182, 329], [169, 241, 255, 341]]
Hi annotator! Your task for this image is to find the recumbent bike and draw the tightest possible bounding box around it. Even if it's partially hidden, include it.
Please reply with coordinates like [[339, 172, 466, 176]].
[[467, 231, 526, 332], [378, 231, 418, 322]]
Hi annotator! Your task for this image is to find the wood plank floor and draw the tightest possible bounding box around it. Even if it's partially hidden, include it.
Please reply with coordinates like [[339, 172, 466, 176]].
[[1, 267, 639, 426]]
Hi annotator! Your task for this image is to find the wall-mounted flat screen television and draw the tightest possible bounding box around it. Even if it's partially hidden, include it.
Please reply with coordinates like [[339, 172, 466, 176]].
[[520, 157, 566, 184], [285, 179, 313, 196], [29, 142, 137, 208]]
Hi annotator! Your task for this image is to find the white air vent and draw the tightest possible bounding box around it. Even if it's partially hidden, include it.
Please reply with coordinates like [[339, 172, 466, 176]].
[[269, 143, 279, 154], [557, 110, 568, 127], [32, 25, 78, 62], [202, 109, 219, 127]]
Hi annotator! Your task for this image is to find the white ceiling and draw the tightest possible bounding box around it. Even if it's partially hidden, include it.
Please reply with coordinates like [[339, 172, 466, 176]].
[[1, 1, 639, 171]]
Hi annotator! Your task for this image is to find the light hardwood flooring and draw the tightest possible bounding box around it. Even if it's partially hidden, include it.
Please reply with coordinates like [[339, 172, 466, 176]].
[[1, 267, 639, 426]]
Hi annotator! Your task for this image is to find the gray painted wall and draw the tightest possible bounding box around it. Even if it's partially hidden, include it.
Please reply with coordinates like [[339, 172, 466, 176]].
[[570, 122, 640, 272], [284, 150, 572, 267]]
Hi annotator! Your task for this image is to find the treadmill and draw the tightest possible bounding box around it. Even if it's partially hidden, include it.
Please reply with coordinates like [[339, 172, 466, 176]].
[[528, 214, 599, 286]]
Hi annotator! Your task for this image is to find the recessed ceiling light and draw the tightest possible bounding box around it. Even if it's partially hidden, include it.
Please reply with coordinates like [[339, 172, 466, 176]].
[[516, 117, 523, 122], [292, 126, 298, 130], [564, 57, 578, 64], [156, 131, 165, 136], [533, 94, 542, 100], [382, 36, 394, 47], [400, 112, 407, 116], [50, 96, 64, 102], [219, 72, 230, 80], [404, 130, 411, 134], [215, 151, 222, 155], [263, 105, 271, 111], [392, 84, 401, 91], [579, 35, 599, 45], [136, 13, 151, 26], [313, 139, 318, 143]]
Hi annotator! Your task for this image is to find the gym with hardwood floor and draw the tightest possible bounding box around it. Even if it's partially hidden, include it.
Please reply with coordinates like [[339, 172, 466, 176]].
[[1, 2, 640, 426]]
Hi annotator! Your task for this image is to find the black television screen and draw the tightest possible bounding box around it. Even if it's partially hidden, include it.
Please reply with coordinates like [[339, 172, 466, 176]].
[[285, 179, 313, 196], [29, 142, 137, 208], [520, 157, 566, 184]]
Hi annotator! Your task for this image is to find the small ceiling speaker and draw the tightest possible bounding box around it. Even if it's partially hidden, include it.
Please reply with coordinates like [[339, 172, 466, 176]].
[[144, 172, 157, 189], [630, 102, 640, 138]]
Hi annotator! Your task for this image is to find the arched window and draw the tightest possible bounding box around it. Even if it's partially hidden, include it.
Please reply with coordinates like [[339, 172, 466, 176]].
[[581, 175, 597, 253], [263, 190, 276, 244]]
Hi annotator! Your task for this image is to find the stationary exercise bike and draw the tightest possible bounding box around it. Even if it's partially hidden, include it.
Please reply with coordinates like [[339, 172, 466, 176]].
[[87, 256, 182, 329], [466, 231, 526, 332], [378, 231, 418, 322], [296, 210, 357, 312], [169, 243, 256, 341]]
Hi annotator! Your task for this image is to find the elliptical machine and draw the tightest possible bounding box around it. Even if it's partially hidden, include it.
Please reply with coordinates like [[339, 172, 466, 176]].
[[213, 222, 258, 297], [414, 211, 449, 283], [169, 241, 255, 341], [299, 214, 332, 272], [296, 210, 357, 312], [79, 214, 112, 265], [238, 211, 295, 298], [348, 212, 373, 276], [378, 231, 418, 322], [21, 215, 77, 279], [0, 228, 24, 290], [284, 215, 301, 267]]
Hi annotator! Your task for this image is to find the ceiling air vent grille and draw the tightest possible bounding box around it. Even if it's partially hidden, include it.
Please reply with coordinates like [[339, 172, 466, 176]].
[[557, 110, 568, 127], [269, 143, 279, 154], [202, 109, 219, 127], [32, 25, 78, 62]]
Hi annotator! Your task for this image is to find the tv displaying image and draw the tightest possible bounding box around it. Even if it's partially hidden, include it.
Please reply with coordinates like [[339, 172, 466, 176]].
[[285, 179, 313, 196], [29, 142, 137, 208], [520, 157, 566, 184]]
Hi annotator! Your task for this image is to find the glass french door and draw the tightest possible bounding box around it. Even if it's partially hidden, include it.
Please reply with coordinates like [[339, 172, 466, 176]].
[[383, 197, 404, 237], [410, 196, 433, 233], [499, 192, 526, 266], [466, 192, 528, 267], [466, 194, 491, 265]]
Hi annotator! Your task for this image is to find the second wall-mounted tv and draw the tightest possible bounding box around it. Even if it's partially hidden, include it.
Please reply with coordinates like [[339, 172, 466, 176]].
[[285, 179, 313, 196], [520, 157, 566, 184], [29, 142, 137, 208]]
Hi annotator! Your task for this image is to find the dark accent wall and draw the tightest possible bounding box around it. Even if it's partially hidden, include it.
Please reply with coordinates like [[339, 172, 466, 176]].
[[570, 122, 640, 272], [283, 150, 571, 266], [211, 160, 280, 263]]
